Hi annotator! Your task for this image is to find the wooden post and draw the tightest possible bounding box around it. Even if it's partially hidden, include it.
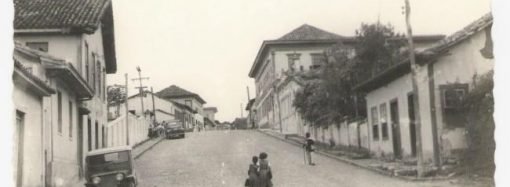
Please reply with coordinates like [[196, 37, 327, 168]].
[[404, 0, 425, 177], [151, 87, 156, 122], [125, 73, 130, 145]]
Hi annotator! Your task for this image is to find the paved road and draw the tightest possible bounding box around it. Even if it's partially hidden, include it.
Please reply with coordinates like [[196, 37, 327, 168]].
[[135, 130, 478, 187]]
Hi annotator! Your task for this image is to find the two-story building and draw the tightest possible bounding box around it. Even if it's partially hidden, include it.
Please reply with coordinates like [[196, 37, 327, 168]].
[[249, 24, 351, 130], [156, 85, 207, 130], [354, 13, 493, 166], [204, 107, 218, 129], [249, 24, 443, 133], [14, 0, 117, 185]]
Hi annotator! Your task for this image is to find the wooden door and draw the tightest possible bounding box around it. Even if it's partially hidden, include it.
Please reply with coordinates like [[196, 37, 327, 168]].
[[390, 100, 402, 159]]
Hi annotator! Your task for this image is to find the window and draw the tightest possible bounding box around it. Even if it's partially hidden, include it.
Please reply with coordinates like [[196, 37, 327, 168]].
[[311, 53, 326, 69], [440, 84, 469, 127], [371, 106, 379, 140], [91, 54, 96, 88], [95, 121, 99, 149], [85, 42, 89, 82], [57, 92, 62, 133], [287, 53, 301, 72], [97, 62, 101, 96], [102, 68, 106, 101], [69, 101, 73, 138], [26, 42, 48, 52], [380, 103, 389, 140], [185, 100, 193, 108]]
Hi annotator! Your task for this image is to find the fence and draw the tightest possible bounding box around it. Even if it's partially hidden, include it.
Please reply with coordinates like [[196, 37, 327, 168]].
[[311, 119, 369, 150], [106, 113, 150, 148]]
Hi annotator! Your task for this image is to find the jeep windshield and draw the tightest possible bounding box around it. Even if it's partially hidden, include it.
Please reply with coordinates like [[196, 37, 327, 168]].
[[87, 151, 131, 174]]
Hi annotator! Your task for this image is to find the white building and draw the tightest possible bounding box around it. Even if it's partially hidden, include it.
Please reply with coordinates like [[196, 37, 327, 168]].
[[13, 0, 117, 186], [354, 13, 493, 165]]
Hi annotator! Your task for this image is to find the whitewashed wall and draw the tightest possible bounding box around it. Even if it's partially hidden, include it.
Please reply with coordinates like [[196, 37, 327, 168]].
[[106, 114, 150, 148]]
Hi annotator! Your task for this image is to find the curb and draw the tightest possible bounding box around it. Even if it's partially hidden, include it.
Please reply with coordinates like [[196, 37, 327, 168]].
[[134, 137, 165, 160], [256, 130, 453, 182]]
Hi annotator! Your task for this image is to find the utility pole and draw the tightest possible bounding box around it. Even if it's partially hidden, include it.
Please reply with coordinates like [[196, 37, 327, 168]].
[[132, 66, 149, 117], [125, 73, 130, 145], [240, 103, 243, 118], [404, 0, 425, 177], [151, 87, 156, 122]]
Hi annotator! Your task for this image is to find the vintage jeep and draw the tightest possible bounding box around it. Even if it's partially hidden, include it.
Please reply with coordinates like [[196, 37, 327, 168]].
[[85, 146, 137, 187]]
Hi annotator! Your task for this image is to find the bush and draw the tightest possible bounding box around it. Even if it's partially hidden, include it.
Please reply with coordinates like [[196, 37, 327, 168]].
[[461, 71, 494, 176]]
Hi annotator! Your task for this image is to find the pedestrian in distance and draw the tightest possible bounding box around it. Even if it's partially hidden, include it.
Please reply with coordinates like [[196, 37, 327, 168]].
[[245, 156, 260, 187], [303, 132, 316, 166], [257, 152, 273, 187]]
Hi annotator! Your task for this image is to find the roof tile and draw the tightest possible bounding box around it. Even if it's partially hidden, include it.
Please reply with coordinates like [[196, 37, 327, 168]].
[[14, 0, 111, 32]]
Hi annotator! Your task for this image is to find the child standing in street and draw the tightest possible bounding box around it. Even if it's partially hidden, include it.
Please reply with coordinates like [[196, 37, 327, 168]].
[[303, 132, 315, 166]]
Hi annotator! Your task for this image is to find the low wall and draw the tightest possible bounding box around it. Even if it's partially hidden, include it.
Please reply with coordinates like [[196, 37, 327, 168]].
[[106, 114, 150, 148]]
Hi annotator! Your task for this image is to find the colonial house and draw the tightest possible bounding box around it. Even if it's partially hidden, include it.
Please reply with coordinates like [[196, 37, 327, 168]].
[[13, 45, 56, 187], [126, 91, 177, 123], [354, 13, 493, 165], [248, 24, 443, 132], [204, 107, 218, 128], [156, 85, 207, 129], [14, 0, 117, 185], [204, 107, 218, 123], [273, 72, 311, 136], [170, 100, 196, 129]]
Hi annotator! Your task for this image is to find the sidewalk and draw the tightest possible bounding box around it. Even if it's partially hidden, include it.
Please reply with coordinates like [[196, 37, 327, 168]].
[[257, 129, 456, 182], [133, 136, 165, 159]]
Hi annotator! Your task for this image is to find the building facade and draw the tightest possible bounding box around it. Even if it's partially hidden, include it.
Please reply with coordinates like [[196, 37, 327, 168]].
[[13, 0, 117, 186], [355, 14, 493, 164]]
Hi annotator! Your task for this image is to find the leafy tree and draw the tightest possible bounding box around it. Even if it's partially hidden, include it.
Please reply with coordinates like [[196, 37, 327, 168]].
[[107, 85, 127, 118], [354, 23, 405, 78], [293, 23, 402, 126]]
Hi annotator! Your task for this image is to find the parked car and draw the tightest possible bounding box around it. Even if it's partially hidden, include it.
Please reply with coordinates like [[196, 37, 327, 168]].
[[165, 120, 185, 139], [85, 146, 137, 187]]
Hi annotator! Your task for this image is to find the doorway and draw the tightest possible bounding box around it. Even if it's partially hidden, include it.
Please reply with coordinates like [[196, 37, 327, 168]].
[[77, 115, 83, 178], [15, 111, 25, 187], [87, 119, 91, 151], [390, 100, 402, 159], [407, 93, 417, 156]]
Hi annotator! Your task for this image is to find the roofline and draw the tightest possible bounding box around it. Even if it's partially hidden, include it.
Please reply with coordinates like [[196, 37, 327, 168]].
[[248, 35, 444, 78], [14, 29, 68, 34], [162, 94, 206, 104], [13, 62, 56, 96], [248, 39, 347, 78]]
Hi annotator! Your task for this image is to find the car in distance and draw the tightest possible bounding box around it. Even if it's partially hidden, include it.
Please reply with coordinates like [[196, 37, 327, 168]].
[[85, 146, 137, 187], [165, 120, 185, 139]]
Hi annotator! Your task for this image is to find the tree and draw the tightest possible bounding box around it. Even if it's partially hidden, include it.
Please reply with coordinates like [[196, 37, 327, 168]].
[[354, 23, 405, 78], [293, 23, 402, 127], [107, 85, 127, 118]]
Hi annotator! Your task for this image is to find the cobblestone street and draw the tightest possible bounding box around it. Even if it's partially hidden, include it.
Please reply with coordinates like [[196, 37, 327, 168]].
[[134, 130, 478, 187]]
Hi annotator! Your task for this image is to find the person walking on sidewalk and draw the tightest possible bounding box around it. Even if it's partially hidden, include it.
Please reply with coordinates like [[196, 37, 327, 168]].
[[303, 132, 315, 166]]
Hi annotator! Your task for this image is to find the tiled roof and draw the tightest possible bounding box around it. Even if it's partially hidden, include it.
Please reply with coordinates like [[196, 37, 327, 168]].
[[14, 0, 111, 33], [424, 13, 492, 55], [157, 85, 195, 97], [354, 13, 493, 92], [278, 24, 345, 41]]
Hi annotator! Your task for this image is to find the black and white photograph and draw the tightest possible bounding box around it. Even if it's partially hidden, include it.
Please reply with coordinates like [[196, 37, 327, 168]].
[[1, 0, 510, 186]]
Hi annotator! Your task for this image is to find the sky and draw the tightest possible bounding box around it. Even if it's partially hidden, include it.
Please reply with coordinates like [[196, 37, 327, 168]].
[[107, 0, 491, 122]]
